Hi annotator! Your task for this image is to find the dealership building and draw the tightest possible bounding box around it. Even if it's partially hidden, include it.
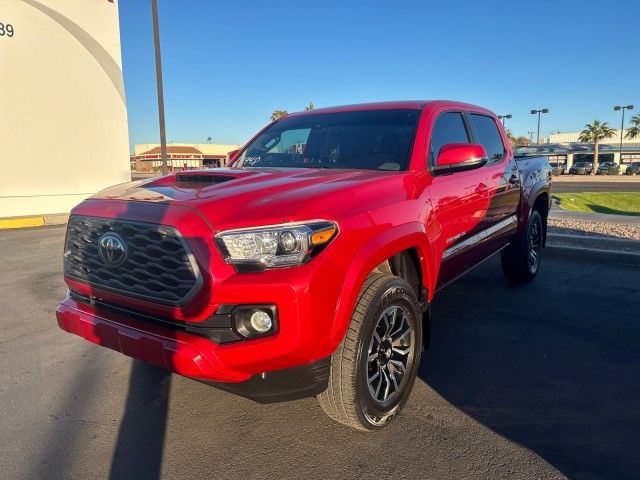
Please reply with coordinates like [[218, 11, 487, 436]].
[[1, 0, 131, 220], [516, 130, 640, 172]]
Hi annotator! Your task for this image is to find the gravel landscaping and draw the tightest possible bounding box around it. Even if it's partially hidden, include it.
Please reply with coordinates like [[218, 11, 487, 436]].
[[549, 217, 640, 241]]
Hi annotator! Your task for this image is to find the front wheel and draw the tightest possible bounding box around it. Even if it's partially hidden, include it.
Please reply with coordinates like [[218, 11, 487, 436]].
[[317, 273, 422, 430], [501, 209, 544, 284]]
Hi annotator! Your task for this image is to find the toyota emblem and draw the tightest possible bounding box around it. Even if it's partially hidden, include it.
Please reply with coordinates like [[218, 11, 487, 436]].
[[98, 232, 127, 267]]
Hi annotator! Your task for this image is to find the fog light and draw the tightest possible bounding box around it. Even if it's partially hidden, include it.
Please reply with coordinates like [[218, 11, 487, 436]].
[[250, 310, 272, 333], [232, 305, 277, 339]]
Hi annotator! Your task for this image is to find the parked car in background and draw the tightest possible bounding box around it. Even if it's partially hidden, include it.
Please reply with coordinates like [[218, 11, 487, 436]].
[[625, 162, 640, 175], [549, 162, 566, 176], [56, 100, 552, 430], [569, 161, 593, 175], [596, 162, 620, 175]]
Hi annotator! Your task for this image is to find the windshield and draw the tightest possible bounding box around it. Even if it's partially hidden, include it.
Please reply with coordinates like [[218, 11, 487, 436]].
[[234, 109, 420, 171]]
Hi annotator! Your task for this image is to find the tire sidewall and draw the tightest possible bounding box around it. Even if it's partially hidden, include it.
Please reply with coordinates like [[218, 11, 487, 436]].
[[527, 210, 543, 275], [353, 280, 422, 429]]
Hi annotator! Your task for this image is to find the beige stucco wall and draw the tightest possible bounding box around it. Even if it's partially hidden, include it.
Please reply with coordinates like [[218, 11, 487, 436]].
[[0, 0, 130, 217]]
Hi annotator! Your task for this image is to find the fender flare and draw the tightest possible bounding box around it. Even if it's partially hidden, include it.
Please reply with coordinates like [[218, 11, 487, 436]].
[[517, 180, 550, 237], [526, 180, 550, 209], [329, 222, 434, 344]]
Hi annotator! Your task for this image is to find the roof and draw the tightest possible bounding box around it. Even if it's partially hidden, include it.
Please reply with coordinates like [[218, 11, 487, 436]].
[[285, 100, 491, 117]]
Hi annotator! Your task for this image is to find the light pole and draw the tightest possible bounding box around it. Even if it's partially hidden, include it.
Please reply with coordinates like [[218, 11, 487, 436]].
[[151, 0, 168, 175], [614, 104, 634, 166], [530, 108, 549, 147], [498, 114, 512, 128]]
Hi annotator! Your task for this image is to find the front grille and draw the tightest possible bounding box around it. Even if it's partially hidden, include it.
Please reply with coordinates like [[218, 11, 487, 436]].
[[64, 216, 202, 306]]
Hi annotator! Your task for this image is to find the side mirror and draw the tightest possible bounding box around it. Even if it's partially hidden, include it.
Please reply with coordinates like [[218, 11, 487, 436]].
[[433, 143, 488, 175]]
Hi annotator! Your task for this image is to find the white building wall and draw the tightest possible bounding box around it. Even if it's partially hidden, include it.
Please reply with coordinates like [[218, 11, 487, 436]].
[[0, 0, 130, 217]]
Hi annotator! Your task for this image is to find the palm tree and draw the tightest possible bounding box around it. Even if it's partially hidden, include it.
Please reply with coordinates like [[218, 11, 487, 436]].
[[305, 101, 314, 111], [270, 109, 288, 122], [625, 114, 640, 140], [578, 120, 616, 173]]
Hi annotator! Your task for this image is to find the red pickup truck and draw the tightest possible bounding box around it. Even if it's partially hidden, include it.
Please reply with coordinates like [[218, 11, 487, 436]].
[[57, 101, 551, 430]]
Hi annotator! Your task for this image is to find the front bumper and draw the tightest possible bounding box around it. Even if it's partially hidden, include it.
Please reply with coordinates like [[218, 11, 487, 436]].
[[56, 297, 332, 401], [56, 297, 250, 382], [57, 242, 346, 378]]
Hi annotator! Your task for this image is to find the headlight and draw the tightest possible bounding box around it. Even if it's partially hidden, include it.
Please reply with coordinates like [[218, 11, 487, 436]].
[[214, 220, 338, 270]]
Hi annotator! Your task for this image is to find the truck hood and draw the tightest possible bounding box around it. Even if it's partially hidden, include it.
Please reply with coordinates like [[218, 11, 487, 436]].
[[92, 168, 415, 229]]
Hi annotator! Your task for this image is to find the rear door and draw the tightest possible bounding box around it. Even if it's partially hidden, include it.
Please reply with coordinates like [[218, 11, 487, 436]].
[[466, 112, 520, 248]]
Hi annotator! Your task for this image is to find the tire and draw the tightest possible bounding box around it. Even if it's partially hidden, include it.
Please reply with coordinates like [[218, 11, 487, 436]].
[[317, 273, 422, 430], [501, 209, 544, 284]]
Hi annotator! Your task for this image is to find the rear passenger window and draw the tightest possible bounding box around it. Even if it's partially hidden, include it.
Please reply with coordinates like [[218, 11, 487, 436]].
[[428, 112, 470, 166], [470, 114, 505, 162]]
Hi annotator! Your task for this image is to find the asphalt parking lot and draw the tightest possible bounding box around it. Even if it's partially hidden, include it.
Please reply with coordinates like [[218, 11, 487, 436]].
[[1, 226, 639, 480]]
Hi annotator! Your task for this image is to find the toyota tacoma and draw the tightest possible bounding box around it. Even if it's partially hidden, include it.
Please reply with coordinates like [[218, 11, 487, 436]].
[[57, 101, 552, 430]]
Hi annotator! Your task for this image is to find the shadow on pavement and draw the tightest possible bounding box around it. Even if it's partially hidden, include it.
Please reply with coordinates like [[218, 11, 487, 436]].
[[64, 191, 209, 480], [418, 257, 640, 480], [108, 361, 171, 480]]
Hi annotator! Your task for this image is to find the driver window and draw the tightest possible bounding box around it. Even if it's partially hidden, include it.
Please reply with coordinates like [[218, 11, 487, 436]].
[[267, 128, 311, 154], [428, 112, 470, 167]]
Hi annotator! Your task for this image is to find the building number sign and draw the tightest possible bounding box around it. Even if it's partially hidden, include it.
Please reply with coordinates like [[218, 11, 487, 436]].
[[0, 22, 15, 37]]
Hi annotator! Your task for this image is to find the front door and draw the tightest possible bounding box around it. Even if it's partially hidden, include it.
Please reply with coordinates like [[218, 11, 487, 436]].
[[424, 111, 490, 287]]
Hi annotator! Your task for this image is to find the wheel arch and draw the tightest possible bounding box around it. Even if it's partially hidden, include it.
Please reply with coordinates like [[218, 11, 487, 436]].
[[517, 180, 551, 243], [532, 191, 549, 246], [329, 222, 434, 346]]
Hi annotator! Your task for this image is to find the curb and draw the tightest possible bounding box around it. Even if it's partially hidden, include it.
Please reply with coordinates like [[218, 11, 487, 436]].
[[0, 214, 69, 230], [545, 243, 640, 267], [547, 232, 640, 248]]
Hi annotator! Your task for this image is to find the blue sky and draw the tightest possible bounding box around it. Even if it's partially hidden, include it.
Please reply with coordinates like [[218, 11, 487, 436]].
[[119, 0, 639, 149]]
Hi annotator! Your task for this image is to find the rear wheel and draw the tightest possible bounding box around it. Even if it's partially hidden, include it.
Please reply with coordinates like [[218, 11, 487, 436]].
[[317, 273, 422, 430], [501, 209, 543, 284]]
